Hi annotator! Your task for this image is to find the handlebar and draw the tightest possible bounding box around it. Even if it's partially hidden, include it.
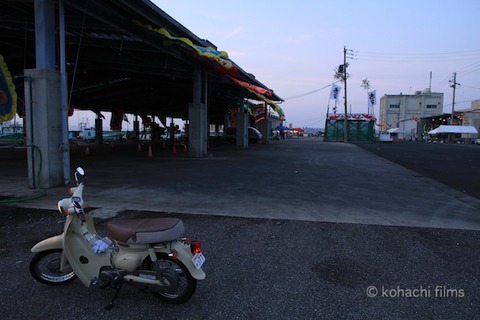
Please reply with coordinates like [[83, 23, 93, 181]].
[[57, 167, 87, 220], [57, 182, 86, 222]]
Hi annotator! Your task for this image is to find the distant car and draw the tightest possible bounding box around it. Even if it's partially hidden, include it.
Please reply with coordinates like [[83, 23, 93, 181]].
[[378, 133, 393, 142], [224, 127, 262, 144], [474, 138, 480, 145], [248, 127, 262, 143]]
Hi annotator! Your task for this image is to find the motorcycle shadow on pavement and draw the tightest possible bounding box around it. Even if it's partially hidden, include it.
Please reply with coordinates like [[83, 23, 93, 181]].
[[1, 206, 479, 319]]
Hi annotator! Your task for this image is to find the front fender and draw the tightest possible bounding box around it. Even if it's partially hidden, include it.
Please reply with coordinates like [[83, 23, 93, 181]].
[[31, 234, 64, 252]]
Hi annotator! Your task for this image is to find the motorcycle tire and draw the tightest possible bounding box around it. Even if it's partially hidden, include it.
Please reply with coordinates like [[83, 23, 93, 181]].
[[30, 249, 77, 285], [145, 254, 197, 304]]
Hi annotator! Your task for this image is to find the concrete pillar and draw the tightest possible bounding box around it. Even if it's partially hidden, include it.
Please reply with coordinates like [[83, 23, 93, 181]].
[[34, 0, 55, 69], [261, 105, 270, 144], [189, 102, 207, 157], [133, 119, 140, 140], [95, 118, 103, 145], [21, 0, 65, 188], [188, 69, 207, 157], [24, 69, 63, 188], [261, 119, 271, 144], [236, 105, 248, 149]]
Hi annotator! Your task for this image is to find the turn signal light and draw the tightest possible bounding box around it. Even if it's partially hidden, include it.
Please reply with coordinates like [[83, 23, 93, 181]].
[[168, 250, 178, 260], [191, 240, 202, 254], [57, 200, 70, 215], [181, 236, 191, 245]]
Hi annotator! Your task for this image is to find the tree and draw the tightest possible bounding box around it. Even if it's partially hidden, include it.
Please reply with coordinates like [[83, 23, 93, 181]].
[[334, 64, 349, 81], [360, 78, 370, 91]]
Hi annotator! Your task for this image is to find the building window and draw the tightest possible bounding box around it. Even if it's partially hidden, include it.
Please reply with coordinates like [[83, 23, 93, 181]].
[[389, 104, 400, 109], [426, 104, 437, 109]]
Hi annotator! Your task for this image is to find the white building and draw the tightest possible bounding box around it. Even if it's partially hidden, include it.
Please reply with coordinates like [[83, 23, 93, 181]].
[[379, 88, 444, 133], [459, 100, 480, 137]]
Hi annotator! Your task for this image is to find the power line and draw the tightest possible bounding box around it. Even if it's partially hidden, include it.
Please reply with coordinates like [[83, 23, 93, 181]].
[[461, 84, 480, 90], [282, 81, 340, 101], [357, 50, 480, 62]]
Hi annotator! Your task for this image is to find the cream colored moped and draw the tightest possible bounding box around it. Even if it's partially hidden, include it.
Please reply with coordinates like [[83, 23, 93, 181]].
[[30, 167, 206, 309]]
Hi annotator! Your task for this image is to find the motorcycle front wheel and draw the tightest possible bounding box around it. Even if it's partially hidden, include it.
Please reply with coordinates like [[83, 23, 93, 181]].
[[30, 249, 77, 285], [145, 254, 197, 304]]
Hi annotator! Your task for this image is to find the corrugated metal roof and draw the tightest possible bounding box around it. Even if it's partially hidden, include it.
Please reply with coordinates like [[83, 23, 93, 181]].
[[0, 0, 282, 122]]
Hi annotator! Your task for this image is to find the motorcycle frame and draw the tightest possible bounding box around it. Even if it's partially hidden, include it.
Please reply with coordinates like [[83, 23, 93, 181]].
[[31, 211, 205, 287]]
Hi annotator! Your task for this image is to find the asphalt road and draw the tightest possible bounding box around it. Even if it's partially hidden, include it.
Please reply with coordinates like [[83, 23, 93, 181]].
[[355, 141, 480, 200], [1, 139, 480, 319]]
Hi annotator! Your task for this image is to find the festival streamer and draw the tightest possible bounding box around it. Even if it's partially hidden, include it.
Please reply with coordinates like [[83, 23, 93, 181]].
[[228, 76, 273, 97], [137, 22, 238, 75], [0, 54, 17, 122]]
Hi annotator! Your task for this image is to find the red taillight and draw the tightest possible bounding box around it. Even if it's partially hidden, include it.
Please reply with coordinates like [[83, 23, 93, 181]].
[[191, 240, 202, 254]]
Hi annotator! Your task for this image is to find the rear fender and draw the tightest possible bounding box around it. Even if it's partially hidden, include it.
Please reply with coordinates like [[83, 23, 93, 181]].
[[160, 241, 206, 280]]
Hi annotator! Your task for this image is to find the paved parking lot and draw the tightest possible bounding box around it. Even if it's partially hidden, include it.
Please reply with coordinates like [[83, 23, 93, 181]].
[[355, 140, 480, 200], [1, 139, 479, 319], [3, 138, 480, 230]]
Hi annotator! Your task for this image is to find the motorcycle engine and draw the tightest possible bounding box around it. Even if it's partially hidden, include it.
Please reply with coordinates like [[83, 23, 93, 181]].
[[135, 268, 179, 294]]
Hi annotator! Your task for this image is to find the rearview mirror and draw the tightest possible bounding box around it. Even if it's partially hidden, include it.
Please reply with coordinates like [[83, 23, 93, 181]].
[[74, 167, 86, 185], [76, 167, 85, 176]]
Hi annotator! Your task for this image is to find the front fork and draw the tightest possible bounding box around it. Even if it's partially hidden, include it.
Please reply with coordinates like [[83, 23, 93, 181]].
[[60, 251, 71, 273]]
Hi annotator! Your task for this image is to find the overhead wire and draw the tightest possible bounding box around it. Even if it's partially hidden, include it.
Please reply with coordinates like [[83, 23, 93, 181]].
[[282, 81, 341, 101], [357, 50, 480, 63], [283, 50, 479, 102], [356, 50, 480, 95], [280, 49, 479, 124]]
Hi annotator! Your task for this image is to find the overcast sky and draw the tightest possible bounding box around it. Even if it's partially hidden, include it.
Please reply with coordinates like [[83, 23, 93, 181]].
[[152, 0, 480, 128]]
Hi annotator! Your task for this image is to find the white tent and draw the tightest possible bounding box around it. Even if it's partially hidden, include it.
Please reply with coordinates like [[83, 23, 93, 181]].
[[387, 128, 408, 134], [428, 125, 478, 135]]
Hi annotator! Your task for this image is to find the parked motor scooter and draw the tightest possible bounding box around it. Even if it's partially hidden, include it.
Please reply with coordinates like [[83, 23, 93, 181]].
[[29, 167, 206, 309]]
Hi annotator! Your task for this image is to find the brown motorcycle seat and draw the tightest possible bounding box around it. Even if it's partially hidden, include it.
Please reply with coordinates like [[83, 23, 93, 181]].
[[107, 218, 185, 244]]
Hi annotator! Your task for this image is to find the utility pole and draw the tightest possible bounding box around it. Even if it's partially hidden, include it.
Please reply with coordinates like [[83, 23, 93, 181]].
[[343, 46, 348, 142], [342, 46, 355, 142], [449, 73, 460, 125]]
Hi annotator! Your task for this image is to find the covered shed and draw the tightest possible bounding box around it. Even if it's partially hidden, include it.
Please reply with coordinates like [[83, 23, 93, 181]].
[[0, 0, 283, 187]]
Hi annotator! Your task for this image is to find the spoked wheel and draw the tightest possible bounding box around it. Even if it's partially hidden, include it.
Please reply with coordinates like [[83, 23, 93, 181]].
[[146, 254, 197, 304], [30, 249, 77, 285]]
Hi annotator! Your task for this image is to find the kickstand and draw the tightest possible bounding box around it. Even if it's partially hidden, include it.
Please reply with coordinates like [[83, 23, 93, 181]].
[[104, 283, 123, 311]]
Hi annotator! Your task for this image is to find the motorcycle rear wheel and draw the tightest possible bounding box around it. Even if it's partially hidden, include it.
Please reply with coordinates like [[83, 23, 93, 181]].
[[30, 249, 77, 285], [146, 254, 197, 304]]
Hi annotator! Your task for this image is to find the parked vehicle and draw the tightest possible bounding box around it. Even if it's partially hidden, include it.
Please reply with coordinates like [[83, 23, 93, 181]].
[[378, 133, 393, 142], [30, 167, 205, 309], [224, 126, 263, 144]]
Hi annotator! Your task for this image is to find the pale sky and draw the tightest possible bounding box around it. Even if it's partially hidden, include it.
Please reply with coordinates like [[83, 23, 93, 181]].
[[152, 0, 480, 128]]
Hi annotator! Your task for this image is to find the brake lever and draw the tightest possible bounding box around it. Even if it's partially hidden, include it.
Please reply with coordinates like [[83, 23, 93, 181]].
[[73, 201, 86, 222]]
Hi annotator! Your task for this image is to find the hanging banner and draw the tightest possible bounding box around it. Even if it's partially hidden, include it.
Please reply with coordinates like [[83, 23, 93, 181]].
[[247, 89, 285, 120], [251, 105, 266, 123], [329, 83, 341, 101], [368, 90, 376, 108], [110, 110, 125, 131], [0, 54, 17, 122]]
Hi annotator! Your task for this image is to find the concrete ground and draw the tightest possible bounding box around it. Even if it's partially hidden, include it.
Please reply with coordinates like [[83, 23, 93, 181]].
[[1, 138, 479, 319], [2, 138, 480, 230]]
